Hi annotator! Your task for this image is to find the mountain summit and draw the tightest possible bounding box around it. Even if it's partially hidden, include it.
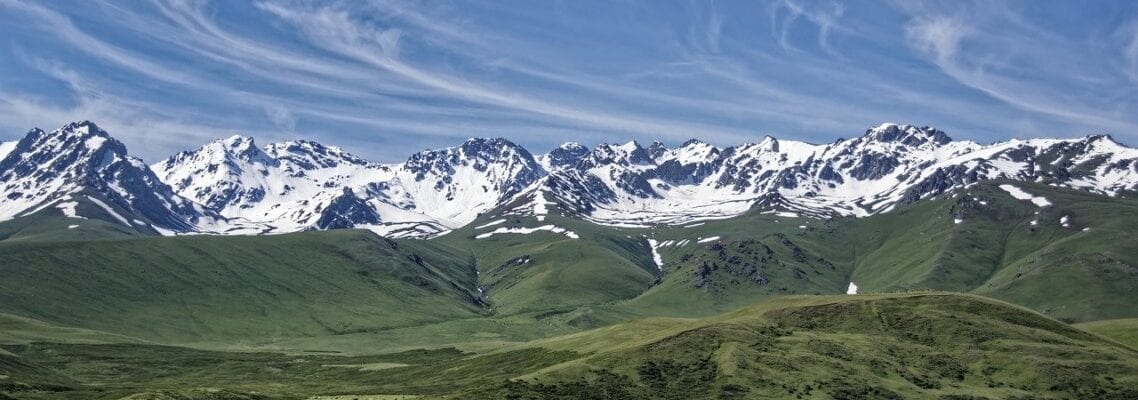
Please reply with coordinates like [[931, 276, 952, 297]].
[[0, 121, 207, 233]]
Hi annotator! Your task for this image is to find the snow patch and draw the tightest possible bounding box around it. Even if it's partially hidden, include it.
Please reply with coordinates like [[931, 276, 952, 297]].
[[67, 224, 79, 229], [846, 282, 858, 295], [84, 136, 107, 151], [1059, 215, 1070, 228], [697, 236, 720, 243], [475, 224, 578, 240], [55, 200, 86, 219], [532, 190, 552, 222], [86, 196, 131, 227], [953, 218, 963, 224], [998, 184, 1052, 207], [0, 141, 16, 161], [474, 219, 506, 230], [647, 239, 664, 272]]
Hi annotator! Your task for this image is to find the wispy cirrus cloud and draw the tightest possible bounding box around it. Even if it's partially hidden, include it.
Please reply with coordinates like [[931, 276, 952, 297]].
[[0, 0, 1136, 162], [900, 3, 1138, 135]]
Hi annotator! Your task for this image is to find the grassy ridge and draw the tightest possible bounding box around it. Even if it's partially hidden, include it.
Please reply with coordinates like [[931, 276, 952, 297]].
[[485, 293, 1138, 399]]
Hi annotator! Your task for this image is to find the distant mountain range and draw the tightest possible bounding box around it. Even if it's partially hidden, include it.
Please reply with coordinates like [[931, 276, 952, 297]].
[[1, 120, 1136, 237]]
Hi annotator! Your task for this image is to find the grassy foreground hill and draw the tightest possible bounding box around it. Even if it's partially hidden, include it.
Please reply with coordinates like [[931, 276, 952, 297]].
[[2, 293, 1136, 399]]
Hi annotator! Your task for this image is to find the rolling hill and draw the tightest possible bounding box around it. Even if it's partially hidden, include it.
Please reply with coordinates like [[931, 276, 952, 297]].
[[2, 293, 1136, 399]]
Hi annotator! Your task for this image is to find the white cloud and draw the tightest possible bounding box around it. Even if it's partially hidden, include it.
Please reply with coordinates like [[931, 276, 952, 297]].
[[263, 105, 297, 132], [905, 16, 970, 62], [1125, 24, 1138, 84]]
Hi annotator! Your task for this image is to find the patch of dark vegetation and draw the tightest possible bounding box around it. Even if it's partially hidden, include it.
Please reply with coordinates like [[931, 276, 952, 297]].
[[823, 379, 903, 400], [491, 370, 638, 399], [107, 389, 269, 400], [488, 358, 719, 400], [674, 233, 846, 297]]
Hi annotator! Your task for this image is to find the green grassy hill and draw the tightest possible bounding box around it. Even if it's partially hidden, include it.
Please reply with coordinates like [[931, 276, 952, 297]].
[[0, 229, 487, 347], [3, 293, 1136, 399], [484, 293, 1138, 400]]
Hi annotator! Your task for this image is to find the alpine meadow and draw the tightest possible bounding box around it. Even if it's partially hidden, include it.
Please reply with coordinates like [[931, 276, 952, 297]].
[[2, 1, 1138, 399]]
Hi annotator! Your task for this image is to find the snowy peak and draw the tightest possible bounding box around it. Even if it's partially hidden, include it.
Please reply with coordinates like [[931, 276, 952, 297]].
[[152, 136, 280, 211], [265, 140, 370, 170], [152, 133, 401, 236], [0, 121, 122, 187], [659, 139, 720, 166], [863, 123, 952, 147], [405, 137, 538, 178], [0, 121, 204, 232], [396, 137, 546, 227], [754, 136, 779, 153], [220, 135, 266, 161], [1, 121, 124, 174], [546, 142, 590, 168], [584, 141, 654, 167]]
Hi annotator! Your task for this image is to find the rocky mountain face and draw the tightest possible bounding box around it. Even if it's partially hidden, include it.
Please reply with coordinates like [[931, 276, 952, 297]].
[[0, 121, 209, 233], [1, 121, 1136, 237], [148, 134, 544, 237]]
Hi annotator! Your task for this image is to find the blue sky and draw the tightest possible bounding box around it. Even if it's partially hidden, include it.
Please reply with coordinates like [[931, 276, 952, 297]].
[[1, 0, 1137, 162]]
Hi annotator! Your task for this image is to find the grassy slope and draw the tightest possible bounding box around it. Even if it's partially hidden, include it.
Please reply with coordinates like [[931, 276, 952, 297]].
[[1075, 319, 1138, 349], [0, 228, 486, 347], [434, 207, 659, 318], [611, 213, 853, 318], [0, 199, 145, 243], [584, 181, 1138, 324], [839, 181, 1138, 322], [4, 293, 1136, 399]]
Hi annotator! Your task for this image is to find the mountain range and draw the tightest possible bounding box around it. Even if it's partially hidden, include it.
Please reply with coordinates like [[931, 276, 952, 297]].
[[1, 121, 1136, 238]]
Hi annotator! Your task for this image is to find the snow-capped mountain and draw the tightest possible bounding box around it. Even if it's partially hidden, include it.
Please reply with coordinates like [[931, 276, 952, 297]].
[[2, 121, 1136, 237], [151, 135, 399, 235], [150, 135, 544, 237], [0, 121, 210, 233], [527, 123, 1138, 226]]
